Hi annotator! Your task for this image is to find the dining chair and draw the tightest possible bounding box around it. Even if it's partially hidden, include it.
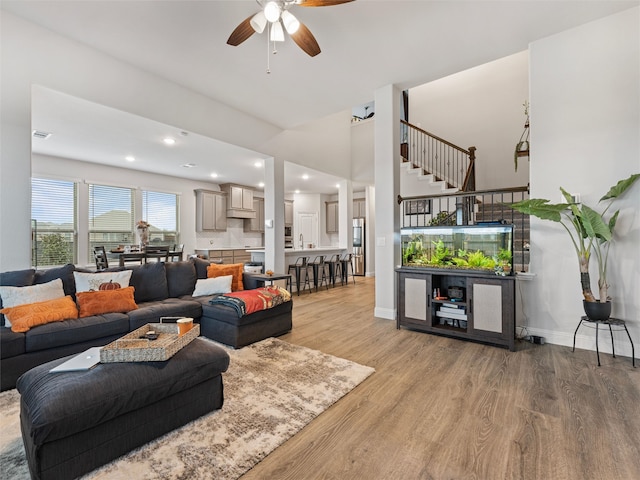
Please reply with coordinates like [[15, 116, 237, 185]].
[[93, 246, 108, 270], [170, 244, 184, 262], [144, 246, 169, 263], [119, 252, 145, 267]]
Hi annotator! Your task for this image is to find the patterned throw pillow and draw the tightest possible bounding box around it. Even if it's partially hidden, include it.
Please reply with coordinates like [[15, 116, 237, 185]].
[[1, 296, 78, 333], [0, 278, 65, 327], [75, 286, 138, 318], [73, 270, 133, 292], [207, 263, 244, 291]]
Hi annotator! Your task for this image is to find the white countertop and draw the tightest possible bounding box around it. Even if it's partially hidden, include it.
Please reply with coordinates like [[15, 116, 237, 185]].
[[196, 246, 263, 251], [247, 247, 344, 254]]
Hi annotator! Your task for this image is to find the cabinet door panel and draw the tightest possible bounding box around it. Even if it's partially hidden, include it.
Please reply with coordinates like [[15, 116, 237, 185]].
[[471, 283, 503, 333], [201, 193, 215, 231], [405, 277, 428, 321], [215, 194, 227, 231]]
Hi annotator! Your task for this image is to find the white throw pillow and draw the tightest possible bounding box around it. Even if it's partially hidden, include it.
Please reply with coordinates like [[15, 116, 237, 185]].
[[0, 278, 65, 327], [192, 275, 233, 297], [73, 270, 133, 293]]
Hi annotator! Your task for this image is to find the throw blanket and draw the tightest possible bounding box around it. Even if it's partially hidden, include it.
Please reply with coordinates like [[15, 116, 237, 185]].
[[209, 286, 291, 317]]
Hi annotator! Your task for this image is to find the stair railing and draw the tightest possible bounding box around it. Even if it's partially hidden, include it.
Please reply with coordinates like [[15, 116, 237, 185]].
[[400, 120, 476, 191]]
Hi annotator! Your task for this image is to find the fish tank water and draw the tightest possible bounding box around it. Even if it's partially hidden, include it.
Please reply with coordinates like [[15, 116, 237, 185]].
[[401, 224, 514, 275]]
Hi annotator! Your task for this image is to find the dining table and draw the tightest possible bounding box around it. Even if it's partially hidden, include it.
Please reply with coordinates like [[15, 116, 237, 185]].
[[109, 247, 183, 266]]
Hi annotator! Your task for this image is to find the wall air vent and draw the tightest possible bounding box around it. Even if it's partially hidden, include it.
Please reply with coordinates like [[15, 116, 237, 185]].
[[32, 130, 52, 139]]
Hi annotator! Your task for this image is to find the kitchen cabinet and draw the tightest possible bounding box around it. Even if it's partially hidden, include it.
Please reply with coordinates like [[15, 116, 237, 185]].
[[244, 197, 264, 232], [194, 249, 252, 265], [220, 184, 256, 219], [284, 200, 294, 226], [195, 189, 227, 232], [326, 201, 339, 233], [396, 267, 515, 350], [353, 199, 366, 218]]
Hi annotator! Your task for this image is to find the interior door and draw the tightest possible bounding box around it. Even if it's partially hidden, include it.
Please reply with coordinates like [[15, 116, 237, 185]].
[[298, 213, 318, 248]]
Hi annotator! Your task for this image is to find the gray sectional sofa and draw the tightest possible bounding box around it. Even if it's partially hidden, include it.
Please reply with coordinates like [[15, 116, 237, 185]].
[[0, 258, 292, 391]]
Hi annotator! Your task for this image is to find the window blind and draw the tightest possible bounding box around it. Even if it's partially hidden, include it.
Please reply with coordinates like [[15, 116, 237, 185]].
[[142, 190, 179, 246], [31, 178, 77, 267]]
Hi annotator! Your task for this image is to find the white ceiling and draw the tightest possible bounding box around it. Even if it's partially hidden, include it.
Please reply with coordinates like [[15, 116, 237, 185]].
[[4, 0, 638, 193]]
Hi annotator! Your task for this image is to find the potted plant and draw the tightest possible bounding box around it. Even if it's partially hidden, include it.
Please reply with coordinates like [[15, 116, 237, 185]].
[[509, 174, 639, 319]]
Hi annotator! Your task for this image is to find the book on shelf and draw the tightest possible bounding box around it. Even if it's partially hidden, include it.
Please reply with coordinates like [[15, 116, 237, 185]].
[[439, 306, 466, 316], [436, 310, 468, 321], [441, 302, 464, 309]]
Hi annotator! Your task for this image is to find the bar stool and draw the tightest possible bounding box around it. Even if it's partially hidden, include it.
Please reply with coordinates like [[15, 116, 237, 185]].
[[340, 253, 356, 285], [288, 256, 312, 295], [310, 255, 330, 291], [326, 254, 342, 287]]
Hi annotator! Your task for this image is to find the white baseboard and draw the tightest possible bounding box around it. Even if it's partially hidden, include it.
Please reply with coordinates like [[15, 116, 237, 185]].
[[374, 307, 396, 320], [523, 325, 636, 360]]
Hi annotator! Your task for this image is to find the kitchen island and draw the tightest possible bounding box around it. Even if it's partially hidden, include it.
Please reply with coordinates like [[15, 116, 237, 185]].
[[247, 247, 347, 293]]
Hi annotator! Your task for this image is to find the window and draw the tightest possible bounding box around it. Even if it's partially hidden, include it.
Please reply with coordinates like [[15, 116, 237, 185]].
[[31, 178, 77, 267], [88, 184, 135, 260], [142, 190, 179, 246]]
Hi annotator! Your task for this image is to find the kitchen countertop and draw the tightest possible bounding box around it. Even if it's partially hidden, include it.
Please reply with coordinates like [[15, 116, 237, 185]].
[[195, 247, 263, 251], [246, 247, 344, 254]]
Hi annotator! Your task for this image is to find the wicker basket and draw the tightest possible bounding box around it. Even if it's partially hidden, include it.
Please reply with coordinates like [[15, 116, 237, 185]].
[[100, 322, 200, 363]]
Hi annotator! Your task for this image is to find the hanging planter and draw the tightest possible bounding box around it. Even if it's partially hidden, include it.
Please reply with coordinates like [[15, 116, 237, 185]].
[[514, 101, 530, 171]]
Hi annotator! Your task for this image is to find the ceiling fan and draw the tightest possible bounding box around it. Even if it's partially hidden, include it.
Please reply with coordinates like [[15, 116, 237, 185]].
[[227, 0, 355, 58]]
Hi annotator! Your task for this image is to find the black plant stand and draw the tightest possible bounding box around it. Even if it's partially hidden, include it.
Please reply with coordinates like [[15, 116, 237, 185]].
[[572, 316, 635, 367]]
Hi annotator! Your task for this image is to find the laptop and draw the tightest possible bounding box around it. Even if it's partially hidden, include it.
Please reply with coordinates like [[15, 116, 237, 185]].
[[49, 347, 102, 373]]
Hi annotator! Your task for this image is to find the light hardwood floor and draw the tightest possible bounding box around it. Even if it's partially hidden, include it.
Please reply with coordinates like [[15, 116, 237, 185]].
[[241, 276, 640, 480]]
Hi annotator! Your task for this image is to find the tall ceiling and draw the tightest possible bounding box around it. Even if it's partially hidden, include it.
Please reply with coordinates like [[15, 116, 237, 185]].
[[3, 0, 637, 192]]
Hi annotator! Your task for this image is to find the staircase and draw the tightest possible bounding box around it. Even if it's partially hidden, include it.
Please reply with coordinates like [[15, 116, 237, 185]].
[[400, 120, 476, 191]]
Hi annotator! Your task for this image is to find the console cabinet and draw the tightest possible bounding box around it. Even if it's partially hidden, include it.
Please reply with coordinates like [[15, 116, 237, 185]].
[[396, 267, 516, 350]]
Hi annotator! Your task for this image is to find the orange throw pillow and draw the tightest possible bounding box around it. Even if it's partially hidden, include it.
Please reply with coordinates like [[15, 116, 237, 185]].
[[207, 263, 244, 291], [76, 286, 138, 318], [1, 296, 78, 333]]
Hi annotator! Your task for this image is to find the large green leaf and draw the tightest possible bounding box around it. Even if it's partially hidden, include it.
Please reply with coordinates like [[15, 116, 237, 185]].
[[580, 204, 611, 242], [600, 173, 640, 201], [509, 199, 568, 222]]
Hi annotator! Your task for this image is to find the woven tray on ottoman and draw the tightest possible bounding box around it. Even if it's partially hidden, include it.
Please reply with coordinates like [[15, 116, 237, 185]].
[[100, 322, 200, 363], [17, 337, 230, 480]]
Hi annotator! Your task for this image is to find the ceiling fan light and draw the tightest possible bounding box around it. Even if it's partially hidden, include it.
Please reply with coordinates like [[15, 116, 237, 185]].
[[281, 10, 300, 34], [250, 11, 267, 33], [263, 1, 281, 22], [270, 21, 285, 42]]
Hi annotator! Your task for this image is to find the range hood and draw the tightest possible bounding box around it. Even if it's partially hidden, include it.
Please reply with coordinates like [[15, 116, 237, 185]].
[[226, 208, 256, 219]]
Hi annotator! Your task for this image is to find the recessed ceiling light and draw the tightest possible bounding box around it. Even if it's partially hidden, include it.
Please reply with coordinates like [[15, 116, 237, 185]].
[[254, 161, 263, 168], [336, 183, 340, 188], [258, 182, 265, 188], [210, 173, 218, 178], [302, 174, 309, 180], [125, 156, 135, 162], [181, 163, 197, 168], [295, 189, 300, 194], [163, 137, 176, 145]]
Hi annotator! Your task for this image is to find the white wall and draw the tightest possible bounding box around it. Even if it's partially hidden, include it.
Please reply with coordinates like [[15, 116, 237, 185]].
[[526, 7, 639, 356], [408, 51, 530, 190]]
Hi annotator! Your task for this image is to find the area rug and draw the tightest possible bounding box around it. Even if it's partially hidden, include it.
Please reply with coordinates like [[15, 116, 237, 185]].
[[0, 337, 374, 480]]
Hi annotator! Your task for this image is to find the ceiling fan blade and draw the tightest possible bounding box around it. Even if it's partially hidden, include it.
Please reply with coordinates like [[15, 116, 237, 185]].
[[227, 15, 256, 46], [290, 21, 321, 57], [297, 0, 355, 6]]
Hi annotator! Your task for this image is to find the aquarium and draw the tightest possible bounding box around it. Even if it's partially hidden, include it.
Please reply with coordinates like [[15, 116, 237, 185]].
[[401, 224, 514, 275]]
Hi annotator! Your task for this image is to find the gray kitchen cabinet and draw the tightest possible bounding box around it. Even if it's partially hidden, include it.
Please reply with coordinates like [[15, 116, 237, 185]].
[[220, 184, 256, 219], [326, 201, 339, 233], [353, 199, 366, 218], [244, 197, 264, 232], [195, 189, 227, 232], [284, 200, 294, 226]]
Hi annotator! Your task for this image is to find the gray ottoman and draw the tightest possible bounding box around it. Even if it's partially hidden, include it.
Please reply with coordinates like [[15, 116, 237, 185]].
[[17, 338, 230, 480]]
